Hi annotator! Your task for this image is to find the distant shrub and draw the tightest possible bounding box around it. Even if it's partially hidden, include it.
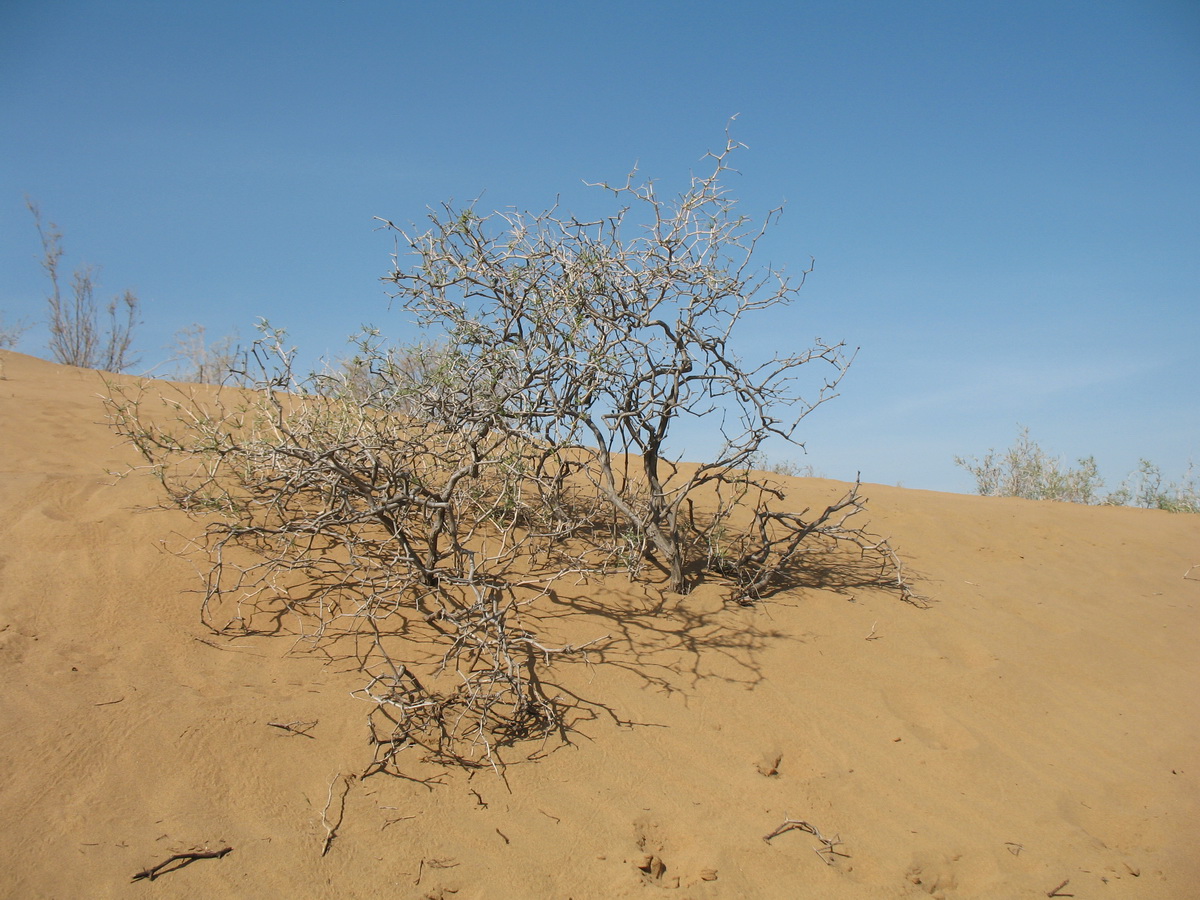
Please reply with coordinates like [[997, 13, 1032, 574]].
[[28, 199, 140, 372], [1108, 459, 1200, 514], [748, 454, 816, 478], [166, 324, 247, 385], [955, 427, 1104, 504], [0, 313, 27, 350], [956, 427, 1198, 513]]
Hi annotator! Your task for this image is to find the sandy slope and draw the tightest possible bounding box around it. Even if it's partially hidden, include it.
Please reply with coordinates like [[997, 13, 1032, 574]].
[[1, 348, 1196, 899]]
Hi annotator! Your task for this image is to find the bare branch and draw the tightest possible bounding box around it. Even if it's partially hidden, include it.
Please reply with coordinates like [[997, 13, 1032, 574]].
[[763, 817, 849, 865], [27, 198, 140, 371], [320, 773, 355, 856], [131, 846, 232, 882]]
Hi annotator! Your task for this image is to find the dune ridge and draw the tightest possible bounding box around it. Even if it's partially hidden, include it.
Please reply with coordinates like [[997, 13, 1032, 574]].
[[1, 348, 1196, 899]]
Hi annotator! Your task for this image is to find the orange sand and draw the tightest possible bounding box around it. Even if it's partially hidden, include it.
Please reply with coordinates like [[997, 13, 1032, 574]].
[[1, 348, 1196, 899]]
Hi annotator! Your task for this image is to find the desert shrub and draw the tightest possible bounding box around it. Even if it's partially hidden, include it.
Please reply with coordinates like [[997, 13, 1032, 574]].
[[378, 132, 909, 601], [108, 323, 605, 771], [0, 313, 27, 350], [318, 331, 460, 416], [749, 454, 817, 478], [1108, 459, 1200, 513], [167, 324, 248, 385], [955, 427, 1104, 503], [107, 138, 919, 774], [956, 427, 1198, 513], [28, 200, 139, 372]]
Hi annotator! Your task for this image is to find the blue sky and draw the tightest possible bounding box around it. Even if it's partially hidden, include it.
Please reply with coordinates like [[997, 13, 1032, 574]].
[[2, 0, 1197, 494]]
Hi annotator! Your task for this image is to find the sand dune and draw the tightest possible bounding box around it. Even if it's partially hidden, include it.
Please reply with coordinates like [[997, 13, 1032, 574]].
[[1, 347, 1196, 899]]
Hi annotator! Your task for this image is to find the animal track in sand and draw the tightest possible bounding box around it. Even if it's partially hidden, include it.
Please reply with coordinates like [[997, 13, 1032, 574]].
[[631, 817, 720, 889], [906, 853, 960, 899], [632, 818, 675, 887]]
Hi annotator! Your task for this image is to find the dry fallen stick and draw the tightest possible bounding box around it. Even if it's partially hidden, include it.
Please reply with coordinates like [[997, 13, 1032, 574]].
[[1046, 878, 1073, 897], [131, 846, 232, 882], [763, 817, 849, 865], [267, 719, 318, 738], [413, 857, 459, 886], [1184, 564, 1199, 581], [192, 636, 263, 656], [320, 773, 356, 856], [380, 814, 417, 830]]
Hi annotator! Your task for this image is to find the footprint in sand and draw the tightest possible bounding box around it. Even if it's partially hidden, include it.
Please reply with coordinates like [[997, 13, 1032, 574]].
[[906, 854, 960, 898], [632, 817, 679, 888]]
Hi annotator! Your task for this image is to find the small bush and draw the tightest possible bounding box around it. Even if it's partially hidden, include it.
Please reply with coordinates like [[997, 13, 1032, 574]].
[[955, 427, 1104, 503], [166, 324, 247, 385], [28, 200, 140, 372], [956, 427, 1198, 513], [1108, 459, 1200, 513], [748, 454, 816, 478], [0, 313, 27, 351]]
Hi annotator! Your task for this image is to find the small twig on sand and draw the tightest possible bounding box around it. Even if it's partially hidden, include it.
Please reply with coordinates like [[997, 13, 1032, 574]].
[[268, 719, 318, 738], [413, 857, 458, 886], [380, 814, 417, 830], [1184, 564, 1199, 581], [763, 817, 849, 865], [1046, 878, 1073, 897], [865, 621, 881, 640], [320, 773, 356, 856], [193, 636, 263, 656], [131, 846, 232, 882]]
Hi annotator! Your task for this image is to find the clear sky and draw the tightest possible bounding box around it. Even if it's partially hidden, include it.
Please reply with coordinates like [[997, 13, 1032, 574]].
[[2, 0, 1197, 494]]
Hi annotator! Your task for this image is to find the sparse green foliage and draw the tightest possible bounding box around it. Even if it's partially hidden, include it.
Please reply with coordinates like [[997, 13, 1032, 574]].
[[1108, 459, 1200, 513], [956, 427, 1198, 513], [955, 427, 1104, 503], [28, 199, 140, 372], [320, 330, 460, 416]]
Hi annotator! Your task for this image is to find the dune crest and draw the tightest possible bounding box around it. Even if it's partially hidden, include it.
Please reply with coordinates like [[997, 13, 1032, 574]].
[[1, 348, 1196, 898]]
